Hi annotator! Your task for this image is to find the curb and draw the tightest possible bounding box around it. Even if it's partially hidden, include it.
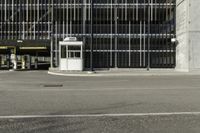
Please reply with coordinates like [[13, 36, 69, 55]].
[[47, 71, 200, 77], [48, 71, 104, 77]]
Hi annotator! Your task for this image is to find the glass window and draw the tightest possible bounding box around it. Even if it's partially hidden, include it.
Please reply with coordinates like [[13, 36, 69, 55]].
[[75, 52, 81, 58], [68, 46, 81, 50], [61, 45, 66, 58], [68, 51, 81, 58], [68, 52, 74, 58]]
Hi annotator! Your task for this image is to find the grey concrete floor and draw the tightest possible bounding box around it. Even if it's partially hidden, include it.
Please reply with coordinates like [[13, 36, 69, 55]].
[[0, 71, 200, 133]]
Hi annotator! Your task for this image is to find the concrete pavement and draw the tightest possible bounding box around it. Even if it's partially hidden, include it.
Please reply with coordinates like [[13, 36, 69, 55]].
[[0, 71, 200, 132]]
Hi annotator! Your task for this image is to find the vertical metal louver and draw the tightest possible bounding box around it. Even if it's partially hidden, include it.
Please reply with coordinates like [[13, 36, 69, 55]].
[[0, 0, 176, 68]]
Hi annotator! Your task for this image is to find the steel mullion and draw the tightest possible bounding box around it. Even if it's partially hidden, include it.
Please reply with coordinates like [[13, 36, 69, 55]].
[[33, 0, 36, 40], [30, 0, 32, 40], [140, 20, 142, 67], [147, 0, 151, 70], [129, 20, 131, 67], [143, 0, 145, 67], [50, 0, 54, 68], [100, 1, 102, 68], [157, 1, 161, 68], [37, 0, 39, 40], [114, 0, 117, 68], [66, 0, 69, 37], [1, 0, 3, 39], [102, 2, 105, 68], [166, 0, 169, 67], [90, 0, 93, 70], [161, 0, 165, 67], [11, 0, 14, 40], [110, 0, 113, 67]]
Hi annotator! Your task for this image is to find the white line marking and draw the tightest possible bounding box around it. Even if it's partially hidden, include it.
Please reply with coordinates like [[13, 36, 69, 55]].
[[0, 85, 200, 92], [1, 112, 200, 119], [0, 87, 200, 92]]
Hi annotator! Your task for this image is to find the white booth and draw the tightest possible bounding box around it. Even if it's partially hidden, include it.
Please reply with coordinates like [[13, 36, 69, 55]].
[[59, 37, 84, 71]]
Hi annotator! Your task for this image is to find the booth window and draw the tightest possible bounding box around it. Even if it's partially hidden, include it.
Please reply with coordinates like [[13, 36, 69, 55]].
[[68, 46, 81, 50], [61, 45, 66, 58], [68, 46, 81, 58]]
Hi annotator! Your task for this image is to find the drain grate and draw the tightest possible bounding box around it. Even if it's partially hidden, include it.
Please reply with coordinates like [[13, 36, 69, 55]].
[[43, 84, 63, 88]]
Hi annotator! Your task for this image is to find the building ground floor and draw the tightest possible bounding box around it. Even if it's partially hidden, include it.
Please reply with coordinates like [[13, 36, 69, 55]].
[[0, 36, 176, 71], [0, 40, 50, 70], [1, 1, 200, 72]]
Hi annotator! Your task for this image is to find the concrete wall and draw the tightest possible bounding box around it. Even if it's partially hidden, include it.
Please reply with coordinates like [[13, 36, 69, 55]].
[[189, 0, 200, 70], [176, 0, 200, 71], [176, 0, 190, 71]]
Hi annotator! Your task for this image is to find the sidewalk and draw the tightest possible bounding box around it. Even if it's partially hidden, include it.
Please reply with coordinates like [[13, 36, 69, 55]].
[[48, 69, 200, 77]]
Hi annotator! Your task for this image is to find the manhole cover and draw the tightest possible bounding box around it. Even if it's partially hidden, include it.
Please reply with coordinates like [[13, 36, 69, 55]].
[[43, 84, 63, 87]]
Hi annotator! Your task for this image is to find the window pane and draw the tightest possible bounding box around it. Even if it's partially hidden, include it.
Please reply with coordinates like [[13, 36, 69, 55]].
[[68, 52, 74, 58], [68, 46, 81, 50], [61, 46, 66, 58], [75, 52, 81, 58]]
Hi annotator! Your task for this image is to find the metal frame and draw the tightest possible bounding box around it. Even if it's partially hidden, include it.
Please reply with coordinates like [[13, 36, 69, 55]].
[[0, 0, 176, 69]]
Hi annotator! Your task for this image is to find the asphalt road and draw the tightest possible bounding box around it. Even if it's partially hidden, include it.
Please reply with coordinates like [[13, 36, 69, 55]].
[[0, 71, 200, 133]]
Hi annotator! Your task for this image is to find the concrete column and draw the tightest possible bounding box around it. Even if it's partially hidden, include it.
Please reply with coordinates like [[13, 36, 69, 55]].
[[12, 55, 17, 70], [6, 54, 10, 69], [176, 0, 190, 72], [188, 0, 200, 71], [26, 55, 31, 69], [176, 0, 200, 71], [34, 52, 38, 70], [10, 48, 17, 70], [0, 55, 2, 68], [50, 39, 54, 68], [21, 56, 26, 69], [34, 58, 38, 69]]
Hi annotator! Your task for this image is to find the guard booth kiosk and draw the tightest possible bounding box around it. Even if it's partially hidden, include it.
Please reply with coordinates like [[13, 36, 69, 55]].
[[59, 37, 84, 71]]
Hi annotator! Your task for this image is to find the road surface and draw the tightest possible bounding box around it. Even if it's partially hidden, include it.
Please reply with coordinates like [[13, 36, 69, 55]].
[[0, 71, 200, 133]]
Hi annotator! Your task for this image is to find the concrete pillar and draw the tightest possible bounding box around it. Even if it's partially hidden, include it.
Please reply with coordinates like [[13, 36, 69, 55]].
[[34, 52, 38, 69], [176, 0, 190, 72], [0, 55, 2, 68], [21, 56, 26, 69], [12, 55, 17, 70], [26, 55, 31, 69], [10, 48, 17, 70], [176, 0, 200, 71], [0, 55, 4, 66], [34, 58, 38, 69], [6, 54, 10, 69], [188, 0, 200, 71]]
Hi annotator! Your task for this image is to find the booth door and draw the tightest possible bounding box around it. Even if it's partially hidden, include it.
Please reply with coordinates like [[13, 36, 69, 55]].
[[60, 45, 67, 70], [67, 46, 83, 71]]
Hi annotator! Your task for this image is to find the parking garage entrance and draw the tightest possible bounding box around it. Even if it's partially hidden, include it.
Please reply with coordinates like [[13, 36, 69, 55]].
[[0, 40, 50, 70]]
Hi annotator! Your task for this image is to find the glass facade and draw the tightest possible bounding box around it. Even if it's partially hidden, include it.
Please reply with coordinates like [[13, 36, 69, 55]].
[[0, 0, 176, 69]]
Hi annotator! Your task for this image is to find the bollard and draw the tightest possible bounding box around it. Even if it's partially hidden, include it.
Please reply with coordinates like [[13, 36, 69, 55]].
[[0, 56, 1, 68], [26, 55, 31, 69], [11, 54, 17, 70], [34, 58, 38, 69], [21, 56, 26, 69], [7, 58, 10, 69]]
